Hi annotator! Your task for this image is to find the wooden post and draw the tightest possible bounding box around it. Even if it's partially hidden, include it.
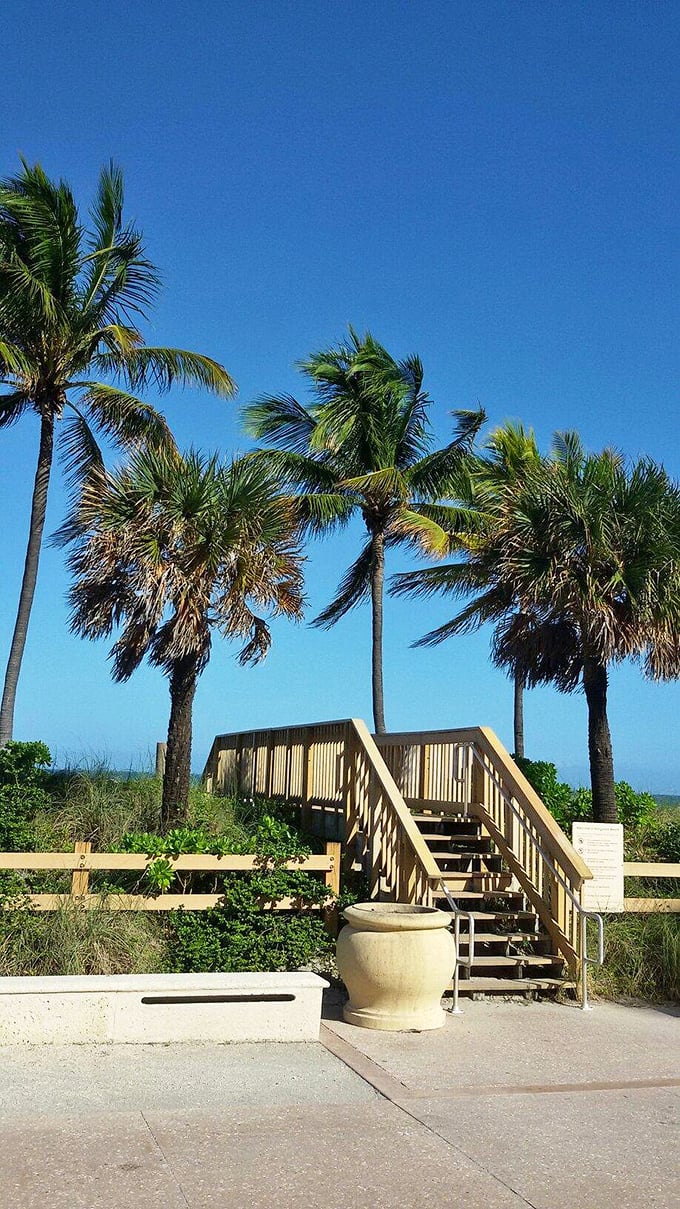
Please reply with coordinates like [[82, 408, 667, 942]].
[[71, 841, 92, 898], [324, 841, 342, 936], [155, 742, 167, 779]]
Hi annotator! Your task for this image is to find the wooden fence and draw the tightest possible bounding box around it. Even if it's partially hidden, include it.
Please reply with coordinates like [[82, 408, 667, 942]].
[[623, 863, 680, 913], [0, 841, 341, 919]]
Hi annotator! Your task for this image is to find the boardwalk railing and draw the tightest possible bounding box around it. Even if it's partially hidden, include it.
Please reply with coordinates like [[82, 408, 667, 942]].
[[375, 726, 593, 971], [203, 719, 442, 903], [204, 720, 595, 976], [0, 841, 341, 914]]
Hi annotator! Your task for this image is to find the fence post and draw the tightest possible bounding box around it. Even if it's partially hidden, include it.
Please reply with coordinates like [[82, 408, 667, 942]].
[[155, 742, 167, 779], [71, 841, 92, 898], [324, 840, 342, 936]]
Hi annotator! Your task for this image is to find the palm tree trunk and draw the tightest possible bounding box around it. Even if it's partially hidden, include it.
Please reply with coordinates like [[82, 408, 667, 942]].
[[583, 657, 617, 824], [0, 410, 55, 747], [162, 653, 199, 830], [370, 530, 387, 734], [513, 670, 525, 759]]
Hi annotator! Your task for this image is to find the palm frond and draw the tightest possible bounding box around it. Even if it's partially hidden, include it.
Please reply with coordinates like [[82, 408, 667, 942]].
[[242, 394, 317, 453], [94, 347, 236, 397], [312, 540, 374, 628]]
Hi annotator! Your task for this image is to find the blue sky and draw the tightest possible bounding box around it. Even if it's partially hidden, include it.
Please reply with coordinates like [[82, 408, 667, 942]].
[[0, 1, 678, 788]]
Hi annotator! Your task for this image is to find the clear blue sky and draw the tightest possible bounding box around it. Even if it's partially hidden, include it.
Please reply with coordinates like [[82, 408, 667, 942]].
[[1, 1, 678, 789]]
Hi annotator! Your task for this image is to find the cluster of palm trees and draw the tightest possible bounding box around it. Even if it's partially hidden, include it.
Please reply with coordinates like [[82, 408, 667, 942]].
[[2, 161, 679, 828]]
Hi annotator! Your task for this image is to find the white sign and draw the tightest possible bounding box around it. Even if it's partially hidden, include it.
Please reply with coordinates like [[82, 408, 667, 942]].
[[572, 822, 624, 913]]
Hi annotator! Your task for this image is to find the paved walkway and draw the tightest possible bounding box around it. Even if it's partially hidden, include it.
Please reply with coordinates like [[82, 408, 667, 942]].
[[0, 999, 678, 1208]]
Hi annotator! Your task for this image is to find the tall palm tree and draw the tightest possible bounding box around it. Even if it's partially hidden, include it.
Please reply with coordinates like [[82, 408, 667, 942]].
[[394, 433, 680, 823], [0, 160, 235, 745], [391, 421, 541, 755], [60, 448, 305, 828], [244, 327, 484, 733]]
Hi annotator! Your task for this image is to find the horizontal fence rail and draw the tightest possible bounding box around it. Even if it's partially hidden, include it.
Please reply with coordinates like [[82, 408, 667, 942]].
[[0, 841, 341, 915], [623, 862, 680, 913]]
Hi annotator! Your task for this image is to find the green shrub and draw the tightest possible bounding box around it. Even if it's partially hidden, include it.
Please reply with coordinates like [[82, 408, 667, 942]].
[[516, 757, 658, 831], [0, 740, 51, 851]]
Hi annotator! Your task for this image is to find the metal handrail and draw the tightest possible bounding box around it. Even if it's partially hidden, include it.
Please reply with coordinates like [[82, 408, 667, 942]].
[[473, 750, 604, 1009], [439, 879, 476, 1014]]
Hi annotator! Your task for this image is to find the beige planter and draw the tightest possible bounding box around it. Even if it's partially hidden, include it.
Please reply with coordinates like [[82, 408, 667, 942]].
[[336, 903, 455, 1031]]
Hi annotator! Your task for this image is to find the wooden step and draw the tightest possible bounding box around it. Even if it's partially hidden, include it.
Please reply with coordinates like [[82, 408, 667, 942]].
[[451, 977, 571, 996], [467, 954, 562, 969], [457, 931, 545, 946], [435, 888, 525, 903]]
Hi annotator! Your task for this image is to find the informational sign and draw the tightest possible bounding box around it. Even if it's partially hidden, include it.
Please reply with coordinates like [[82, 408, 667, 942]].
[[572, 822, 624, 913]]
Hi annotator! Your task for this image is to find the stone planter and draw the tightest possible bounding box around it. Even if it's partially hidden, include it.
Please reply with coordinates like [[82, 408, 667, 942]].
[[336, 902, 455, 1031]]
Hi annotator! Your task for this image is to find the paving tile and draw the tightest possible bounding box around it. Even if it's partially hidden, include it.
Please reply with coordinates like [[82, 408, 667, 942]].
[[415, 1086, 680, 1209], [323, 999, 680, 1092], [146, 1102, 529, 1208], [0, 1112, 187, 1209]]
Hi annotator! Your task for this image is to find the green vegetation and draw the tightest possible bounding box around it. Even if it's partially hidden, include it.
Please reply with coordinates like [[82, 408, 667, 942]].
[[589, 914, 680, 1003], [0, 759, 335, 978]]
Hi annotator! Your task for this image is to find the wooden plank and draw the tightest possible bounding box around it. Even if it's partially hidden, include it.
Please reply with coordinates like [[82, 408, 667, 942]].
[[624, 863, 680, 878], [71, 841, 91, 896], [0, 853, 333, 872], [14, 894, 328, 913], [624, 898, 680, 913]]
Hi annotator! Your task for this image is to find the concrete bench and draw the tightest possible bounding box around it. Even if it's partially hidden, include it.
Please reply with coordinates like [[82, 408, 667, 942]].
[[0, 972, 329, 1044]]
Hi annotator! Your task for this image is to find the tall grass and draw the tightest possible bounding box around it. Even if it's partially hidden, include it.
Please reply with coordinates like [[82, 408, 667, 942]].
[[590, 913, 680, 1002], [0, 903, 168, 976]]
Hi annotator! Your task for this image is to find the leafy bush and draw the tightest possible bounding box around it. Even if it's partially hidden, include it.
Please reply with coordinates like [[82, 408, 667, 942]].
[[516, 757, 657, 831], [163, 813, 332, 973], [626, 813, 680, 863], [0, 740, 51, 851]]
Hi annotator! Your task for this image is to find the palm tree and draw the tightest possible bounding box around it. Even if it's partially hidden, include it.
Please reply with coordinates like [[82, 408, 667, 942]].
[[60, 448, 305, 828], [394, 433, 680, 823], [243, 327, 484, 733], [392, 421, 541, 755], [0, 160, 235, 745]]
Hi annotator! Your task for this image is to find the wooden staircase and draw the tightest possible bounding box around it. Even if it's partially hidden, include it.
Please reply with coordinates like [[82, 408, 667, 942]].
[[413, 809, 572, 997]]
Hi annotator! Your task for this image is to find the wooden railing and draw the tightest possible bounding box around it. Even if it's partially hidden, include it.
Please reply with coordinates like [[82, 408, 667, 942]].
[[0, 842, 341, 914], [204, 720, 594, 971], [203, 719, 442, 903], [375, 727, 593, 970]]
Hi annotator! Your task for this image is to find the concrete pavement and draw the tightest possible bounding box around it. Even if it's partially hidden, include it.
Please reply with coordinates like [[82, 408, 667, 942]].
[[0, 998, 677, 1208]]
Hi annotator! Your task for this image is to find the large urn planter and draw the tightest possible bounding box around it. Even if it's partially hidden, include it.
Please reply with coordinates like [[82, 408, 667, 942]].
[[336, 902, 455, 1031]]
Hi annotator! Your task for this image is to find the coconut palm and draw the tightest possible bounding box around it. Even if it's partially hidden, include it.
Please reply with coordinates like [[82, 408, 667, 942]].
[[391, 421, 542, 755], [0, 160, 235, 745], [244, 327, 484, 733], [394, 433, 680, 822], [61, 448, 305, 828]]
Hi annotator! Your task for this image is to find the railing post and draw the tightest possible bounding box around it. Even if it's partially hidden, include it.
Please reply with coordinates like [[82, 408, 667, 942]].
[[71, 841, 92, 898], [471, 745, 486, 811]]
